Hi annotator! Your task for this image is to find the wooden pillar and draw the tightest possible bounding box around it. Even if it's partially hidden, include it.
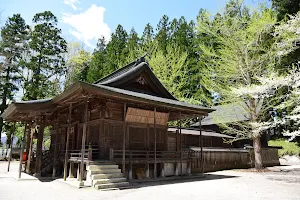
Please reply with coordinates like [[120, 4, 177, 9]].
[[129, 157, 133, 181], [154, 107, 157, 179], [18, 123, 28, 179], [25, 123, 31, 171], [69, 162, 74, 178], [161, 162, 165, 177], [145, 162, 149, 178], [35, 123, 45, 177], [80, 99, 89, 186], [175, 162, 179, 175], [147, 125, 150, 150], [26, 125, 34, 173], [199, 117, 204, 174], [7, 123, 15, 172], [187, 161, 191, 175], [122, 103, 126, 174], [77, 163, 80, 180], [64, 104, 72, 181], [179, 112, 182, 177], [52, 112, 60, 178]]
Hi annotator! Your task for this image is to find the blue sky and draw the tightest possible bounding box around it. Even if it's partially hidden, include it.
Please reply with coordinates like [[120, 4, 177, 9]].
[[1, 0, 266, 49]]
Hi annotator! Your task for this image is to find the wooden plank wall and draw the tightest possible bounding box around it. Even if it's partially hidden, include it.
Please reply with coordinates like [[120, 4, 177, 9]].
[[191, 148, 280, 173]]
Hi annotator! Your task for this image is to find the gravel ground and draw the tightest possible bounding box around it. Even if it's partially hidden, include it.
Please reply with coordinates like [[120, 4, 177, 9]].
[[0, 161, 300, 200]]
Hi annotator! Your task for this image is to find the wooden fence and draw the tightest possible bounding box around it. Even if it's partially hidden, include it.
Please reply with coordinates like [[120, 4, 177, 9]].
[[192, 148, 280, 173], [110, 149, 191, 163]]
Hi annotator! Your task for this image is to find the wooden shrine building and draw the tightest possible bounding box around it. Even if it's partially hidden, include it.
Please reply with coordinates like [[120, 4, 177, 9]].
[[1, 57, 214, 188]]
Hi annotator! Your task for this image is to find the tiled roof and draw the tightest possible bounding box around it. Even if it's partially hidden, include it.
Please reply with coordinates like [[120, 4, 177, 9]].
[[94, 57, 177, 100]]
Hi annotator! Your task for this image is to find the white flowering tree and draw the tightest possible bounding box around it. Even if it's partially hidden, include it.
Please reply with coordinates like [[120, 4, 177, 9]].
[[197, 8, 300, 169], [197, 9, 278, 169], [228, 11, 300, 167], [273, 69, 300, 140]]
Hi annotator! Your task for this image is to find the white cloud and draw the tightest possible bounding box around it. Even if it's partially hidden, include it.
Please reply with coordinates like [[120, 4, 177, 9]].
[[62, 4, 111, 48], [64, 0, 80, 10]]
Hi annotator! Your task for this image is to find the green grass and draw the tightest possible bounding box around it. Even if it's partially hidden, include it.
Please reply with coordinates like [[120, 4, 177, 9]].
[[268, 139, 300, 157]]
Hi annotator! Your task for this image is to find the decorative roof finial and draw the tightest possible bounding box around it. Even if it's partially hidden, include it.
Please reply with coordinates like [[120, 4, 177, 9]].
[[139, 53, 147, 62]]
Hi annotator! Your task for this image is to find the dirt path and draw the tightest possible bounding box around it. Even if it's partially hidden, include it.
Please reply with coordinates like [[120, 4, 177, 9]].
[[0, 161, 300, 200]]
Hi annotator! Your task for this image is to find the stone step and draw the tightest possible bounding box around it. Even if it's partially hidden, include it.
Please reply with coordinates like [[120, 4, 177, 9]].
[[93, 178, 127, 186], [92, 173, 124, 179], [94, 182, 129, 190], [89, 168, 121, 174], [89, 161, 116, 165], [87, 165, 119, 170]]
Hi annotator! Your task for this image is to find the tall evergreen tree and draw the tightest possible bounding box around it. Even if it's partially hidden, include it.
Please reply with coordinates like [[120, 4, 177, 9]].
[[149, 42, 189, 100], [155, 15, 170, 53], [24, 11, 67, 100], [141, 23, 154, 54], [123, 28, 140, 63], [87, 37, 107, 83], [105, 24, 128, 73], [272, 0, 300, 20], [0, 14, 29, 144]]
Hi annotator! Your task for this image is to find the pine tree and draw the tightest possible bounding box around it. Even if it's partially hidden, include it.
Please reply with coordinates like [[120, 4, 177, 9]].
[[155, 15, 170, 53], [141, 23, 154, 54], [0, 14, 29, 145], [87, 37, 107, 83], [24, 11, 67, 100], [148, 42, 189, 100], [272, 0, 300, 20], [123, 28, 140, 63], [104, 24, 128, 73]]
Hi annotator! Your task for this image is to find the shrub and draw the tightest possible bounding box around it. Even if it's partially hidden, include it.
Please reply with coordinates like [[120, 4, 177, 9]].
[[268, 139, 300, 157]]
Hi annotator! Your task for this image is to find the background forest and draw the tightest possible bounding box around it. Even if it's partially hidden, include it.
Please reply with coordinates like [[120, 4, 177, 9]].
[[1, 0, 300, 168]]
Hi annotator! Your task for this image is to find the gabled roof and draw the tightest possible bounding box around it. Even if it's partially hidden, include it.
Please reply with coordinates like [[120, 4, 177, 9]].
[[95, 57, 177, 100]]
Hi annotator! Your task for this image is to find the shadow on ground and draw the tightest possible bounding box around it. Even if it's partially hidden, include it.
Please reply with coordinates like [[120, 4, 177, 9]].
[[130, 173, 239, 189]]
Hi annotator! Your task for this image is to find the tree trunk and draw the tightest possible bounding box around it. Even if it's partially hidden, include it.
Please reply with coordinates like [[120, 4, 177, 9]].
[[253, 136, 263, 169]]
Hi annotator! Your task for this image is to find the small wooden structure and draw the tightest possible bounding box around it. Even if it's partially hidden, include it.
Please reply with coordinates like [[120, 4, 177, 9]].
[[1, 57, 214, 183]]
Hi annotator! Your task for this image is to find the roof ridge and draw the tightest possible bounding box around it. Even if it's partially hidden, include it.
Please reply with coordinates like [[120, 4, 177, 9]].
[[94, 56, 146, 84]]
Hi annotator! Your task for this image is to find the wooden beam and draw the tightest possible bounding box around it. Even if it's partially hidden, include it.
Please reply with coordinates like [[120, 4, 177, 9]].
[[18, 123, 28, 179], [122, 103, 126, 175], [154, 107, 157, 179], [64, 103, 72, 181], [79, 99, 88, 185]]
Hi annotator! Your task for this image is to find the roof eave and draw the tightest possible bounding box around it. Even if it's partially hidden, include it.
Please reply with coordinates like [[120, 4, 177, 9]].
[[80, 82, 214, 115]]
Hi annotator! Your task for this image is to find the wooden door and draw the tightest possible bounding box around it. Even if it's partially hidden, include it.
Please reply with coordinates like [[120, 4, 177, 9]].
[[128, 126, 147, 150], [99, 121, 123, 159]]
